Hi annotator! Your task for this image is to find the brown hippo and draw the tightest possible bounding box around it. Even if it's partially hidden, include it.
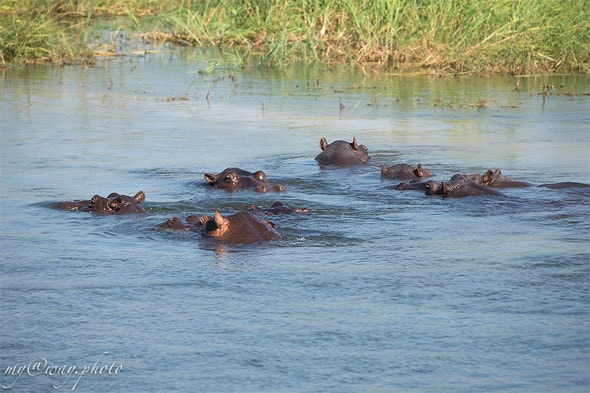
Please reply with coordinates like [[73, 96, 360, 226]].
[[393, 181, 430, 191], [161, 202, 305, 235], [200, 210, 281, 244], [59, 191, 145, 214], [244, 201, 309, 215], [381, 163, 433, 180], [315, 137, 369, 167], [425, 175, 504, 198], [160, 215, 201, 231], [471, 169, 530, 188], [204, 167, 284, 192]]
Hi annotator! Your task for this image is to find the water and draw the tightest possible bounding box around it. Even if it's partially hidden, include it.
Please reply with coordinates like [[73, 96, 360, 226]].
[[1, 50, 589, 392]]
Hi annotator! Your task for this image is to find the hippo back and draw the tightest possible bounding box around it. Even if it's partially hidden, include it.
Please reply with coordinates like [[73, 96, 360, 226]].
[[314, 137, 369, 167]]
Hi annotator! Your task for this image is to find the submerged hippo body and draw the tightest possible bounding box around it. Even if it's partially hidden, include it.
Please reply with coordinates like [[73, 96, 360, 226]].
[[245, 201, 309, 215], [472, 169, 530, 188], [160, 215, 201, 231], [201, 210, 281, 244], [204, 167, 284, 192], [538, 182, 590, 189], [381, 164, 433, 180], [315, 137, 369, 167], [393, 181, 430, 191], [425, 175, 504, 198], [59, 191, 145, 214]]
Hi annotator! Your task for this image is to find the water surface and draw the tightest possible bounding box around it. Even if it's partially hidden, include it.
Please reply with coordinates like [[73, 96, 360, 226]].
[[1, 51, 589, 392]]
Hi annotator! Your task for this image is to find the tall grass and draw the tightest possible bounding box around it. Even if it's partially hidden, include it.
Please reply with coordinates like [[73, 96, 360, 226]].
[[1, 0, 588, 74]]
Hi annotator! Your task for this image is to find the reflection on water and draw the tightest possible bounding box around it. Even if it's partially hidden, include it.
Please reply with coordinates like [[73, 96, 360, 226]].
[[1, 51, 589, 393]]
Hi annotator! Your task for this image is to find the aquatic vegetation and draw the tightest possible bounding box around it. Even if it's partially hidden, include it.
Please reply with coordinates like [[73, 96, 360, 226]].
[[1, 0, 588, 74]]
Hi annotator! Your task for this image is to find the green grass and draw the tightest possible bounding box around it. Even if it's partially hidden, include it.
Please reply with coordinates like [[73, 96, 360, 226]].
[[1, 0, 588, 74]]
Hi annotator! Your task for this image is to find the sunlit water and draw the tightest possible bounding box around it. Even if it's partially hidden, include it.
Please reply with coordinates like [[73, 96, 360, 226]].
[[1, 49, 589, 392]]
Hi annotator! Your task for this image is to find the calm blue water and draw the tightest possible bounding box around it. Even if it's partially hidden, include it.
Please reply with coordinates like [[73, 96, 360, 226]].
[[1, 50, 589, 392]]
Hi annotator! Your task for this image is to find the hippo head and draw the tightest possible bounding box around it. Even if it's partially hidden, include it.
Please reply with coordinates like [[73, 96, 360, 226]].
[[161, 215, 201, 231], [314, 137, 370, 167], [200, 210, 281, 244], [425, 177, 467, 197], [88, 191, 145, 214], [60, 191, 145, 213], [161, 217, 187, 230], [204, 167, 283, 192], [381, 163, 433, 180], [424, 180, 445, 196], [477, 169, 530, 188], [425, 175, 504, 198]]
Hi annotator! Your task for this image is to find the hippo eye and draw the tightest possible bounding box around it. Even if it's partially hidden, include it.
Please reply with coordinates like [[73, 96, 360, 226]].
[[425, 183, 430, 189], [107, 197, 125, 210], [253, 171, 267, 182]]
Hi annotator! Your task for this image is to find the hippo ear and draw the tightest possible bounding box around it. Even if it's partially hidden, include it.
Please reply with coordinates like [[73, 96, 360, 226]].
[[204, 173, 218, 184], [134, 191, 145, 204], [91, 195, 101, 204], [320, 138, 328, 151], [214, 210, 229, 231], [214, 210, 224, 225], [413, 164, 423, 177], [380, 165, 387, 176], [351, 137, 359, 151]]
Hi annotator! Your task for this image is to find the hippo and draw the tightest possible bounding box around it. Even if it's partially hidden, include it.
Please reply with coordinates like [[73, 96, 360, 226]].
[[538, 182, 590, 189], [204, 167, 284, 192], [160, 215, 201, 231], [314, 137, 369, 167], [244, 201, 309, 215], [471, 169, 530, 188], [425, 175, 504, 198], [59, 191, 145, 214], [381, 163, 433, 180], [392, 181, 430, 191], [200, 210, 281, 244], [161, 202, 305, 234]]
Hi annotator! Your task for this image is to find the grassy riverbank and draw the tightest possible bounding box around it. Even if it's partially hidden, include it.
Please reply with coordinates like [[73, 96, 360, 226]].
[[1, 0, 588, 74]]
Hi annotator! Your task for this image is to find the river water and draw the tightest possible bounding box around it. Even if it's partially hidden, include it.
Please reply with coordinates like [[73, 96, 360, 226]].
[[1, 49, 589, 392]]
